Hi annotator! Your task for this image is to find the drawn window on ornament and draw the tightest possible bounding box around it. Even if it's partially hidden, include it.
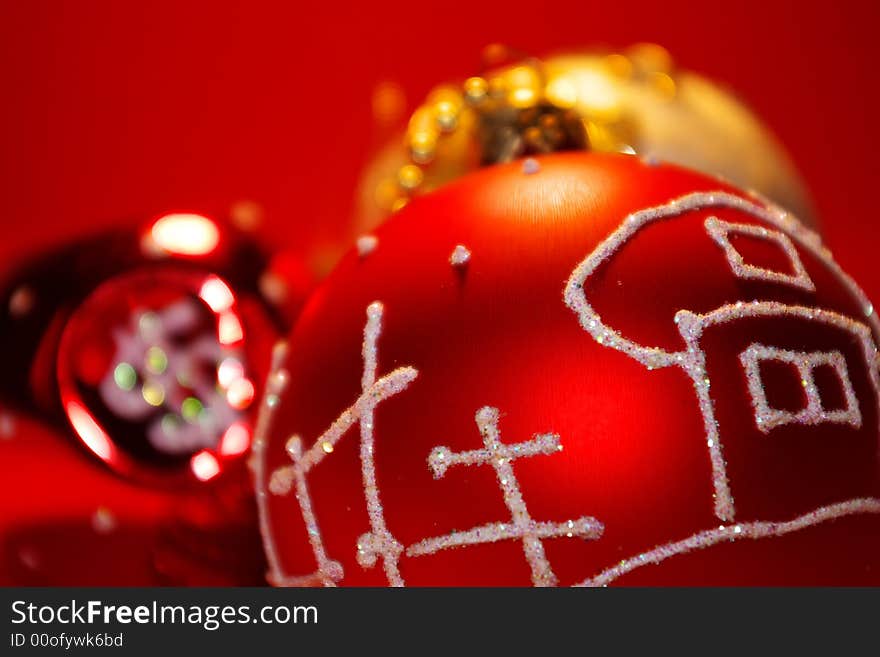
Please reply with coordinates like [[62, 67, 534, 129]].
[[704, 217, 816, 292], [739, 344, 862, 433]]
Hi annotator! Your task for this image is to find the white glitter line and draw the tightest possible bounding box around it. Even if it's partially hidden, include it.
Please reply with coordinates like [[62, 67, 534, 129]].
[[409, 407, 604, 587], [269, 368, 418, 482], [265, 302, 418, 587], [678, 302, 880, 434], [674, 300, 880, 521], [269, 435, 343, 587], [564, 190, 880, 523], [576, 497, 880, 587], [564, 191, 880, 368], [355, 302, 406, 585], [428, 431, 561, 478], [704, 216, 815, 292], [252, 340, 291, 586], [672, 311, 736, 522], [740, 344, 862, 433], [408, 518, 603, 557]]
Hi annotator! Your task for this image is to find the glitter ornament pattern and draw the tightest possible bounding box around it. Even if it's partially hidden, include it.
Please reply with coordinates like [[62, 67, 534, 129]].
[[565, 190, 880, 523], [578, 498, 880, 587], [704, 216, 815, 292], [739, 344, 862, 432], [99, 299, 247, 456], [264, 303, 418, 586], [670, 302, 880, 522], [408, 407, 604, 587], [258, 157, 880, 586]]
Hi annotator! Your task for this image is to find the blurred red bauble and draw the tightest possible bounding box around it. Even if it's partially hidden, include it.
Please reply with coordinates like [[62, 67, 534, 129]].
[[256, 152, 880, 586], [0, 208, 314, 584]]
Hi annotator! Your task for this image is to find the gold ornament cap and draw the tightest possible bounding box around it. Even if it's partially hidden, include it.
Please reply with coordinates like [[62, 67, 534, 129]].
[[356, 44, 815, 235]]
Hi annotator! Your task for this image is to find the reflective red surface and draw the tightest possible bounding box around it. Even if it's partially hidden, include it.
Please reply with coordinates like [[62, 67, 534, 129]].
[[57, 268, 263, 484], [1, 1, 879, 587], [0, 211, 290, 584], [259, 153, 880, 585]]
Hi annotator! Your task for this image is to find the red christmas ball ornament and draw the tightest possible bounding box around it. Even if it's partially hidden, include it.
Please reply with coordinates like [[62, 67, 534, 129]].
[[56, 268, 266, 485], [2, 209, 286, 482], [255, 152, 880, 586], [0, 206, 310, 584]]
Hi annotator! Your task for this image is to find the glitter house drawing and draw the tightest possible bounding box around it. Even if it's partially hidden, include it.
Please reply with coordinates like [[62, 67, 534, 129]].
[[564, 191, 880, 547], [257, 190, 880, 587]]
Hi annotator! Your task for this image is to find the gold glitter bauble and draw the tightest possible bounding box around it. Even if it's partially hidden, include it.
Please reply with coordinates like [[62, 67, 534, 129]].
[[354, 44, 815, 236]]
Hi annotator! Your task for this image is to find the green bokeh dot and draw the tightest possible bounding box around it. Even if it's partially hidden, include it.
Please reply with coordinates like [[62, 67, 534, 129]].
[[113, 363, 137, 391]]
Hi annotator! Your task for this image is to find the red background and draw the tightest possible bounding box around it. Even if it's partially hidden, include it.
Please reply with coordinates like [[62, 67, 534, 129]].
[[1, 0, 878, 292], [0, 0, 877, 586]]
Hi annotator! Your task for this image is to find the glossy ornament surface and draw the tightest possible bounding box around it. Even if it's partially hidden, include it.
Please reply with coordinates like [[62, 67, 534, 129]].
[[0, 208, 304, 584], [57, 268, 261, 484], [258, 153, 879, 586]]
